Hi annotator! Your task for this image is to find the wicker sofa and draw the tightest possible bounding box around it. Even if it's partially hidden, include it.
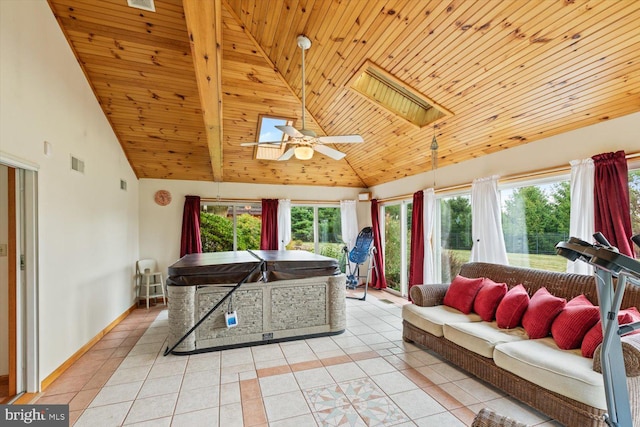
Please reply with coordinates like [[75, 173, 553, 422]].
[[402, 262, 640, 427]]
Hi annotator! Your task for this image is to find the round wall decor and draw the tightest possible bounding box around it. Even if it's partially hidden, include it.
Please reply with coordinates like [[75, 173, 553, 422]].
[[154, 190, 172, 206]]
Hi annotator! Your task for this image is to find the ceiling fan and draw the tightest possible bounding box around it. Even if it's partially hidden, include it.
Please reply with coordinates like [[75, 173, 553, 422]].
[[241, 35, 364, 161]]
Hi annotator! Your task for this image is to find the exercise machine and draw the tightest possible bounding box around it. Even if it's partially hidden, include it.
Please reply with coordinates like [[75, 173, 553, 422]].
[[343, 227, 377, 301], [556, 233, 640, 427]]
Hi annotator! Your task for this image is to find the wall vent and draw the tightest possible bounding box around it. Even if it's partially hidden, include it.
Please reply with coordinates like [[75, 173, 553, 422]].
[[127, 0, 155, 12], [349, 60, 452, 128], [120, 179, 128, 191], [71, 156, 85, 174]]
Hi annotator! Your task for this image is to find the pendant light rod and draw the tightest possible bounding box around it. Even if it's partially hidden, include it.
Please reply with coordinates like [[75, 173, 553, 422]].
[[297, 35, 311, 130]]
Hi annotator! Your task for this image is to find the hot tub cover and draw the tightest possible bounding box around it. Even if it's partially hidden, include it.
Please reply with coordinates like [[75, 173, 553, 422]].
[[167, 250, 341, 286]]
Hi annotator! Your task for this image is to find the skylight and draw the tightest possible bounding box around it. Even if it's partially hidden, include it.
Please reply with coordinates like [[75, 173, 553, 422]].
[[349, 60, 452, 128], [254, 116, 293, 160]]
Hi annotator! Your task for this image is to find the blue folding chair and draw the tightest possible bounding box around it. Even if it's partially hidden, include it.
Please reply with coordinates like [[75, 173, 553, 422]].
[[343, 227, 376, 301]]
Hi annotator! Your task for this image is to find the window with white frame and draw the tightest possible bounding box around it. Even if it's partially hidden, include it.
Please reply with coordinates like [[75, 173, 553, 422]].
[[630, 168, 640, 258], [437, 193, 472, 282], [289, 205, 343, 260], [381, 200, 412, 295], [500, 178, 570, 272], [199, 202, 262, 252]]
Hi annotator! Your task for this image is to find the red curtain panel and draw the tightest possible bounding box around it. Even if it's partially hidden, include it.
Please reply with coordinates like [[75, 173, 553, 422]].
[[408, 190, 424, 301], [593, 150, 634, 257], [370, 199, 387, 289], [180, 195, 203, 257], [260, 199, 279, 250]]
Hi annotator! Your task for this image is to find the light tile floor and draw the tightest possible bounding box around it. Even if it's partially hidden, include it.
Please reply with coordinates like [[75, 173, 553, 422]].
[[34, 290, 563, 426]]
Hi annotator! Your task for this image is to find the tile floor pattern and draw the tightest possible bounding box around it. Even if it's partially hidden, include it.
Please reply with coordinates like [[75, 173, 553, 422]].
[[33, 291, 564, 426]]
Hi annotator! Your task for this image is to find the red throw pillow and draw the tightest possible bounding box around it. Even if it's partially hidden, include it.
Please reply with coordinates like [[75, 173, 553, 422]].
[[551, 295, 600, 350], [582, 307, 640, 358], [565, 294, 594, 307], [496, 284, 530, 329], [473, 278, 508, 321], [442, 275, 485, 314], [522, 287, 566, 339]]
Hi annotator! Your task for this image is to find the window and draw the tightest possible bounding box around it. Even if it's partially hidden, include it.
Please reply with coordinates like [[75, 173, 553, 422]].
[[200, 203, 261, 252], [406, 203, 413, 288], [438, 194, 472, 282], [290, 206, 314, 251], [381, 201, 412, 295], [500, 179, 569, 272], [383, 204, 401, 292], [630, 168, 640, 258], [254, 115, 293, 160], [289, 205, 343, 260], [318, 207, 343, 259], [349, 60, 451, 128]]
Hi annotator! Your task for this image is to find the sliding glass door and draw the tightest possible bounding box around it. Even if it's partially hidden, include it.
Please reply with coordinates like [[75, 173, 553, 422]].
[[381, 201, 412, 296]]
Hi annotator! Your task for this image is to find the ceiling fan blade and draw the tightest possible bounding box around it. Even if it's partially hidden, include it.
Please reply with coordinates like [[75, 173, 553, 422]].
[[240, 141, 284, 147], [313, 144, 346, 160], [317, 134, 364, 144], [276, 125, 304, 138], [278, 148, 296, 161]]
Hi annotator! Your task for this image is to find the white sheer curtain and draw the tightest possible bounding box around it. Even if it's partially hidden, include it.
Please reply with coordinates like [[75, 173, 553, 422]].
[[568, 159, 595, 275], [423, 188, 437, 283], [470, 175, 509, 264], [277, 199, 291, 250], [341, 200, 359, 272], [340, 200, 359, 250]]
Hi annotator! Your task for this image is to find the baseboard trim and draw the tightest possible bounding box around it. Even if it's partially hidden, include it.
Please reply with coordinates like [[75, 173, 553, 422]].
[[11, 392, 40, 404], [40, 303, 137, 391]]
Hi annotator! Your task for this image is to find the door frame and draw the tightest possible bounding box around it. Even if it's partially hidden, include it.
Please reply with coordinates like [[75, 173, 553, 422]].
[[1, 152, 39, 395], [7, 166, 16, 397]]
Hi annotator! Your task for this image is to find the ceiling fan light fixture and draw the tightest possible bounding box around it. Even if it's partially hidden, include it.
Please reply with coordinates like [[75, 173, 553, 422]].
[[243, 34, 362, 162], [294, 145, 314, 160], [297, 35, 311, 50], [299, 128, 317, 138]]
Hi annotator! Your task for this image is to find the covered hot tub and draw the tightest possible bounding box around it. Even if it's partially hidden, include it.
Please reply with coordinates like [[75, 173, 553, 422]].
[[165, 250, 346, 355]]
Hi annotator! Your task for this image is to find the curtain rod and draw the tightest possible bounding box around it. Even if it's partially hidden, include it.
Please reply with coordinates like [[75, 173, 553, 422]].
[[377, 150, 640, 204], [378, 166, 570, 204], [201, 152, 640, 205], [201, 197, 342, 204]]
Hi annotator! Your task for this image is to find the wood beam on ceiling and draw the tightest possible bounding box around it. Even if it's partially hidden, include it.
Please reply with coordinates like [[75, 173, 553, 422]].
[[183, 0, 223, 182]]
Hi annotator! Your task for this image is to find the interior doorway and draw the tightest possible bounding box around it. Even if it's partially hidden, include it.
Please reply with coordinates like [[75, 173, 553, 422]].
[[0, 160, 39, 402], [0, 165, 9, 401]]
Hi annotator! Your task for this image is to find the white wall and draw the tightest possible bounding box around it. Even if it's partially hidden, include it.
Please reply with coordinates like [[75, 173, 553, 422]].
[[370, 112, 640, 199], [138, 179, 365, 273], [1, 1, 139, 382]]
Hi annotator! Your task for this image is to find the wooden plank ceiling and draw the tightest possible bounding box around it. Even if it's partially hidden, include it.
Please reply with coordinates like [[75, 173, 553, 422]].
[[47, 0, 640, 188]]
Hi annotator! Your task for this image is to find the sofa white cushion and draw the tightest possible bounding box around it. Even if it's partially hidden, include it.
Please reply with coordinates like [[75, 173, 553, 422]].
[[494, 337, 606, 409], [443, 321, 528, 358], [402, 304, 481, 337]]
